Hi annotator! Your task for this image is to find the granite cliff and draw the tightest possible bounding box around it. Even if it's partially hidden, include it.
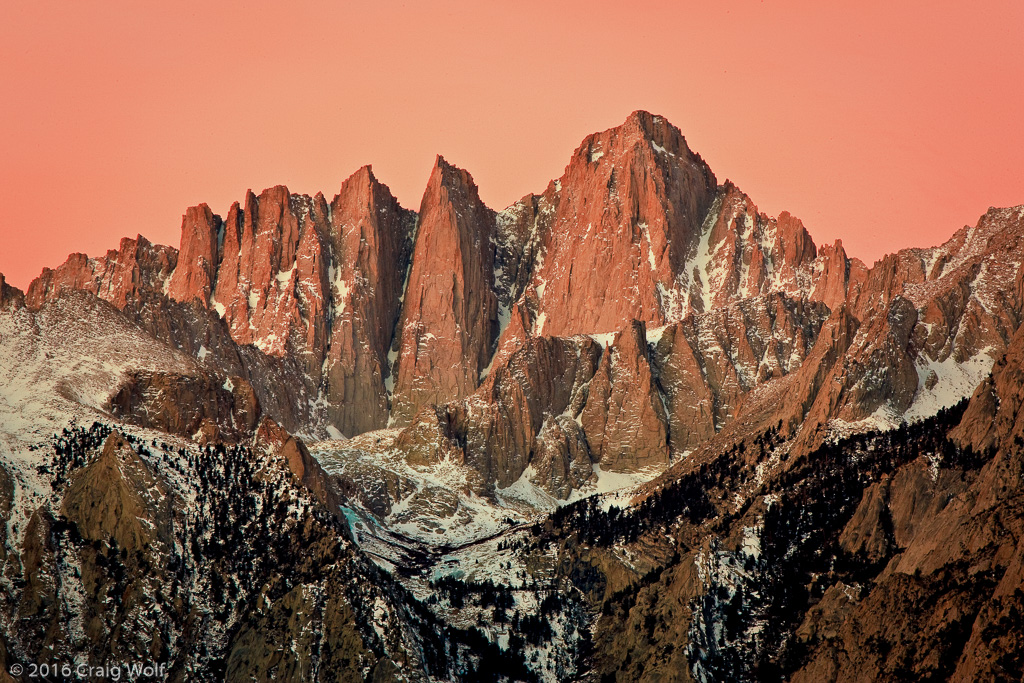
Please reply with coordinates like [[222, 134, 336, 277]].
[[1, 111, 1022, 681]]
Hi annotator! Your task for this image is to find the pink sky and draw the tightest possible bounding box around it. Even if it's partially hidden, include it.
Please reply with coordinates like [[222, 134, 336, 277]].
[[1, 1, 1022, 289]]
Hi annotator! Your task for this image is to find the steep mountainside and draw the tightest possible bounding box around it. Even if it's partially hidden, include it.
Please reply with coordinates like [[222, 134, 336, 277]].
[[1, 111, 1022, 681]]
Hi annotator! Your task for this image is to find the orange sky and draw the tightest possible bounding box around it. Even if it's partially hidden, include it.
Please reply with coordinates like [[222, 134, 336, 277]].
[[1, 1, 1022, 289]]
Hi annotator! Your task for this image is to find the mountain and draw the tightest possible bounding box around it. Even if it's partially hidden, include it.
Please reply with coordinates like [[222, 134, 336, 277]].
[[1, 111, 1022, 681]]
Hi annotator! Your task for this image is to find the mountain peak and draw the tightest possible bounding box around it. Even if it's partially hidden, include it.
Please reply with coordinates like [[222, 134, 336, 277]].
[[336, 164, 388, 204], [624, 109, 679, 137], [530, 112, 718, 336], [391, 154, 498, 426], [348, 163, 376, 184], [569, 110, 699, 167], [429, 154, 479, 191]]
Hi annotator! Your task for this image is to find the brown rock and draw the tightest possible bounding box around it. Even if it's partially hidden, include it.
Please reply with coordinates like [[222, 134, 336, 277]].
[[649, 294, 830, 453], [167, 203, 221, 306], [533, 111, 718, 335], [650, 322, 716, 452], [581, 321, 670, 471], [702, 183, 817, 312], [485, 301, 532, 378], [0, 273, 24, 309], [453, 334, 602, 488], [26, 235, 177, 311], [795, 582, 860, 645], [809, 239, 866, 312], [60, 433, 172, 552], [324, 166, 416, 436], [225, 580, 374, 682], [212, 186, 307, 355], [107, 370, 260, 442], [953, 319, 1024, 457], [390, 156, 499, 426], [494, 192, 551, 310], [254, 418, 343, 516], [529, 415, 595, 499], [838, 295, 921, 421], [838, 478, 895, 563], [390, 334, 603, 493], [393, 405, 466, 469], [166, 168, 415, 438]]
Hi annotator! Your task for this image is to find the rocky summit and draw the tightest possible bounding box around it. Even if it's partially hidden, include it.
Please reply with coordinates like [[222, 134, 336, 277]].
[[1, 111, 1023, 681]]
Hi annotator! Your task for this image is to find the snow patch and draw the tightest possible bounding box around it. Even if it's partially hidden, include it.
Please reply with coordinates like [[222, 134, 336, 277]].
[[905, 347, 995, 422], [564, 464, 666, 511], [385, 346, 399, 395], [639, 221, 658, 270], [646, 324, 669, 346], [534, 312, 547, 336], [497, 466, 558, 510], [276, 264, 296, 287], [588, 332, 617, 348], [689, 194, 723, 313], [210, 297, 226, 318], [741, 526, 762, 560], [334, 279, 351, 316]]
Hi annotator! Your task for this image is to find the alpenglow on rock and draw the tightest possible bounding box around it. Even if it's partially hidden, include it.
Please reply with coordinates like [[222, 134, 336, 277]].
[[2, 110, 1024, 683], [9, 111, 1024, 501]]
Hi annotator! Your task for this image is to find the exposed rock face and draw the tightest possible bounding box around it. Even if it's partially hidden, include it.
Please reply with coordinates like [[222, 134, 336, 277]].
[[107, 370, 260, 443], [781, 325, 1024, 682], [118, 295, 320, 436], [555, 358, 1024, 683], [223, 577, 374, 681], [809, 239, 866, 311], [26, 235, 177, 311], [210, 186, 319, 356], [60, 433, 173, 553], [167, 204, 221, 306], [168, 168, 418, 437], [952, 314, 1024, 454], [394, 333, 602, 493], [679, 204, 1024, 462], [6, 111, 1024, 682], [699, 182, 817, 312], [530, 415, 594, 499], [839, 207, 1024, 422], [390, 157, 499, 426], [323, 166, 416, 436], [652, 294, 831, 452], [15, 111, 1024, 494], [254, 417, 343, 516], [493, 193, 549, 315], [16, 112, 861, 460], [0, 273, 23, 310], [379, 293, 833, 495], [456, 333, 602, 488], [393, 405, 467, 469], [530, 111, 718, 336], [581, 321, 670, 471], [26, 167, 416, 439], [650, 322, 717, 452], [0, 418, 452, 680], [516, 115, 843, 342]]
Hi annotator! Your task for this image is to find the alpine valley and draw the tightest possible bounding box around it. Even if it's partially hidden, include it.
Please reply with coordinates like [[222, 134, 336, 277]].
[[1, 111, 1023, 681]]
